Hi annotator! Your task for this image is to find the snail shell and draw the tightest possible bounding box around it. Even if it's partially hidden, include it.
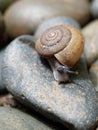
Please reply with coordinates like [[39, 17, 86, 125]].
[[35, 25, 84, 68]]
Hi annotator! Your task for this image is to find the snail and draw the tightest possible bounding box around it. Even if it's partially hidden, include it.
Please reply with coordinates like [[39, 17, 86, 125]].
[[35, 25, 84, 83]]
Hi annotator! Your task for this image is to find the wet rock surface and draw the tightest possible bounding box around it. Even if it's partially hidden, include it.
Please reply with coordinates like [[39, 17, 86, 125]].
[[4, 0, 90, 38], [2, 35, 98, 130], [82, 20, 98, 67], [35, 16, 80, 38], [0, 106, 64, 130]]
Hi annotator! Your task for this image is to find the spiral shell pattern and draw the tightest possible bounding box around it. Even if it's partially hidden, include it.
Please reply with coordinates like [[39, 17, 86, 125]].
[[36, 25, 71, 57]]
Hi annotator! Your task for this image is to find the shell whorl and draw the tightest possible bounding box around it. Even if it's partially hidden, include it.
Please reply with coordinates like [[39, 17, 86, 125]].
[[36, 25, 84, 67], [36, 25, 71, 57]]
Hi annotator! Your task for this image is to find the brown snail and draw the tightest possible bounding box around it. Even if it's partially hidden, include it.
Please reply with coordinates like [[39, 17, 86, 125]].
[[35, 25, 84, 82]]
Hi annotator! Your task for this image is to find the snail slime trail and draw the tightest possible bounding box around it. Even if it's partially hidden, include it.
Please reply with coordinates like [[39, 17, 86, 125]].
[[35, 25, 84, 83]]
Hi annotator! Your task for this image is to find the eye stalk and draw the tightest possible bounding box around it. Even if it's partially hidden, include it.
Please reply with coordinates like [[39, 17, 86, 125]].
[[57, 66, 78, 75]]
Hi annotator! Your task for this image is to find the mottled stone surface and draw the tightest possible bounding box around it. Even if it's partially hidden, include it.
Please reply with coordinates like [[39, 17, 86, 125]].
[[82, 20, 98, 67], [89, 59, 98, 95], [0, 49, 5, 91], [0, 106, 64, 130], [91, 0, 98, 18], [35, 16, 80, 38], [2, 35, 98, 130], [4, 0, 90, 38]]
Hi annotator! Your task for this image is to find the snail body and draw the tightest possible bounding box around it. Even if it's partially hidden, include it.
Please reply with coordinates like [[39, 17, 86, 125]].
[[35, 25, 84, 82]]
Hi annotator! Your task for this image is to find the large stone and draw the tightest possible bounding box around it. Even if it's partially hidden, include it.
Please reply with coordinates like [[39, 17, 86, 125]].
[[4, 0, 90, 38], [82, 20, 98, 67], [0, 106, 65, 130], [2, 35, 98, 130]]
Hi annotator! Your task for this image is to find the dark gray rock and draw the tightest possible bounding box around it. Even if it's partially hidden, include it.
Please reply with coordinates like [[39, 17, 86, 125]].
[[2, 35, 98, 130], [0, 106, 64, 130], [0, 49, 6, 91], [35, 16, 81, 39]]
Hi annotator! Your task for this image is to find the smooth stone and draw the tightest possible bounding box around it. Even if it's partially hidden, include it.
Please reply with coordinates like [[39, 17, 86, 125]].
[[82, 20, 98, 67], [35, 16, 81, 39], [4, 0, 90, 38], [2, 35, 98, 130], [89, 59, 98, 95], [0, 107, 65, 130], [91, 0, 98, 18], [0, 49, 6, 91]]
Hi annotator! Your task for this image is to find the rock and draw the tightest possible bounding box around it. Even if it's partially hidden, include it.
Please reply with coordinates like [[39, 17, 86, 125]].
[[0, 0, 16, 13], [4, 0, 90, 38], [91, 0, 98, 18], [0, 49, 6, 91], [2, 35, 98, 130], [35, 16, 81, 39], [82, 20, 98, 67], [0, 106, 65, 130], [89, 59, 98, 95]]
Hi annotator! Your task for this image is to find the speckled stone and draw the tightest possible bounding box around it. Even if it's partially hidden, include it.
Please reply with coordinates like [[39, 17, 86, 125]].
[[4, 0, 90, 38], [0, 107, 65, 130], [2, 35, 98, 130], [82, 20, 98, 67], [35, 16, 80, 38], [0, 49, 6, 91], [89, 59, 98, 95], [91, 0, 98, 18]]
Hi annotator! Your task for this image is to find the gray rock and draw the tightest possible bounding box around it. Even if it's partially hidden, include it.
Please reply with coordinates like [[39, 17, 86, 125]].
[[0, 106, 64, 130], [0, 49, 6, 91], [2, 35, 98, 130], [35, 16, 81, 39]]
